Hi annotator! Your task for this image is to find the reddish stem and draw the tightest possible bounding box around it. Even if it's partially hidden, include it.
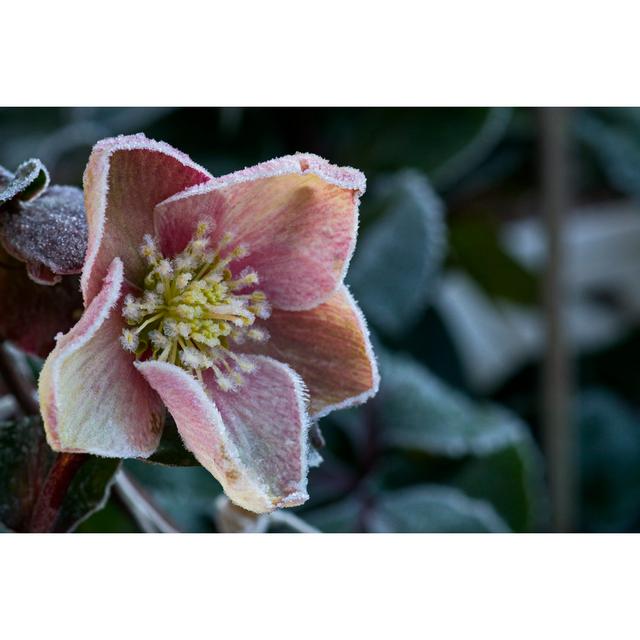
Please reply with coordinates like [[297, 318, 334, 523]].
[[28, 452, 88, 533]]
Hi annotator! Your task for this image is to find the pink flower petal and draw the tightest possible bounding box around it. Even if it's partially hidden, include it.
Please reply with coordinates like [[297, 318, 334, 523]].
[[135, 355, 310, 513], [239, 285, 380, 419], [39, 258, 165, 457], [81, 134, 211, 304], [154, 153, 365, 310]]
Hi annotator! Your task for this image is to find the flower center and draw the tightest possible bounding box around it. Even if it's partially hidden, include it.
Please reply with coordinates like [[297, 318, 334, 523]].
[[119, 220, 270, 391]]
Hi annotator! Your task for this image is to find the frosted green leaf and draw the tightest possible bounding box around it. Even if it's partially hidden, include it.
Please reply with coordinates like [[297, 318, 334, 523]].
[[369, 485, 510, 533], [380, 353, 523, 457], [349, 170, 446, 335]]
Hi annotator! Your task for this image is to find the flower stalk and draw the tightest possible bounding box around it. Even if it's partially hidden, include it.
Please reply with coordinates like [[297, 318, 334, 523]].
[[28, 452, 89, 532], [113, 471, 180, 533]]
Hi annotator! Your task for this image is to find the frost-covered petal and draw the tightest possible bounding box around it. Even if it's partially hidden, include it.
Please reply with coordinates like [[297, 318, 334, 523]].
[[0, 246, 82, 357], [239, 285, 379, 419], [154, 153, 365, 310], [81, 134, 211, 304], [0, 186, 87, 284], [0, 158, 50, 206], [135, 355, 310, 513], [39, 258, 165, 457]]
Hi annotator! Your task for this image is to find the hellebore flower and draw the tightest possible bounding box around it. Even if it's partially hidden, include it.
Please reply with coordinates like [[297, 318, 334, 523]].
[[39, 134, 379, 513], [0, 159, 86, 356]]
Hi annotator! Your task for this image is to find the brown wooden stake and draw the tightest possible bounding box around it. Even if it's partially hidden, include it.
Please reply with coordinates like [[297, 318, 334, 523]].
[[539, 107, 575, 532]]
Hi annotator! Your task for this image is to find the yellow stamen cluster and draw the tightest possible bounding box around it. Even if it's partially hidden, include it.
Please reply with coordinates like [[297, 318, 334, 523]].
[[120, 220, 270, 391]]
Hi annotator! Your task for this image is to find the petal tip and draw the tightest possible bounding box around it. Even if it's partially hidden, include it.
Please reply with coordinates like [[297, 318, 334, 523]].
[[81, 134, 212, 304], [293, 152, 366, 195], [274, 490, 309, 510]]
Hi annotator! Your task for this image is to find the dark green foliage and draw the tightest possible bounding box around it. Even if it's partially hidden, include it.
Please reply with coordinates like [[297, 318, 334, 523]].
[[124, 460, 221, 532], [576, 389, 640, 532], [0, 417, 119, 532], [146, 416, 198, 467], [369, 485, 509, 533]]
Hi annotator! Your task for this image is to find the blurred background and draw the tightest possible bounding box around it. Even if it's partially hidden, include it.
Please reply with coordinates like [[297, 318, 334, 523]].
[[2, 106, 640, 533]]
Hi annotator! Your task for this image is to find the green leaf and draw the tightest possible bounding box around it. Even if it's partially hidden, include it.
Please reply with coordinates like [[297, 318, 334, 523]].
[[575, 108, 640, 198], [75, 499, 139, 533], [348, 170, 446, 335], [144, 415, 198, 467], [452, 439, 546, 532], [577, 388, 640, 532], [375, 352, 547, 531], [430, 108, 513, 191], [54, 456, 120, 533], [448, 218, 538, 305], [303, 496, 363, 533], [396, 306, 470, 392], [368, 485, 510, 533], [124, 459, 221, 532], [0, 417, 119, 532], [379, 353, 524, 457], [333, 108, 511, 189]]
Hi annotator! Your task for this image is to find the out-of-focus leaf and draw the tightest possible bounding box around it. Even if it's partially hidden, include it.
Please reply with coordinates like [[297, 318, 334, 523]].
[[303, 495, 363, 533], [380, 354, 523, 457], [575, 108, 640, 198], [76, 499, 139, 533], [145, 415, 198, 467], [349, 170, 446, 335], [435, 269, 541, 392], [368, 485, 510, 533], [452, 439, 546, 532], [25, 353, 44, 380], [449, 218, 538, 305], [374, 351, 546, 531], [124, 459, 221, 532], [333, 108, 511, 188], [430, 108, 513, 190], [577, 388, 640, 532], [399, 307, 469, 393], [0, 417, 119, 532], [266, 511, 320, 533]]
